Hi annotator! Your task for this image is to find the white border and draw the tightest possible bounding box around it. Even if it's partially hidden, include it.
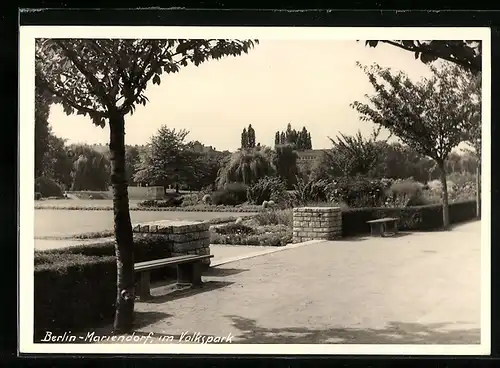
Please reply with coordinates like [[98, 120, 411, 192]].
[[19, 26, 491, 355]]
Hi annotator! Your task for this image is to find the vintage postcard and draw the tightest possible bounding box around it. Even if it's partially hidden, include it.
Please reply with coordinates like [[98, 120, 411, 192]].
[[19, 25, 491, 355]]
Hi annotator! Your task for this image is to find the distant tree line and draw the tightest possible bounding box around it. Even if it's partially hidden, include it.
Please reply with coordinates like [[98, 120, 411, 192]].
[[275, 123, 312, 150]]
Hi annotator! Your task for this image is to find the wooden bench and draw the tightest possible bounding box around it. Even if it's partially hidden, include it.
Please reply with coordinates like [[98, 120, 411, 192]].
[[134, 254, 214, 301], [366, 217, 399, 237]]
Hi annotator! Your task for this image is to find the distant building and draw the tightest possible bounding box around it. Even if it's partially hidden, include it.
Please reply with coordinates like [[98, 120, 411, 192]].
[[296, 149, 325, 167]]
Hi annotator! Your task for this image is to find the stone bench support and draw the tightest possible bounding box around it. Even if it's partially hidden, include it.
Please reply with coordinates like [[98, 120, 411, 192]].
[[132, 220, 211, 266], [292, 207, 342, 243]]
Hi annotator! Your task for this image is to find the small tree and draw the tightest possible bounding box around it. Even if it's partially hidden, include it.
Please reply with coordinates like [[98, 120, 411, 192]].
[[216, 148, 274, 187], [134, 127, 195, 192], [241, 128, 248, 149], [326, 128, 384, 177], [247, 124, 256, 149], [351, 62, 477, 229], [274, 143, 298, 189], [70, 145, 111, 191], [36, 38, 258, 332]]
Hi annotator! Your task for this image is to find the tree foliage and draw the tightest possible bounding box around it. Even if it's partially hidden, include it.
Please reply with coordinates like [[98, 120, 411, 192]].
[[273, 143, 299, 189], [241, 125, 256, 149], [35, 37, 258, 333], [326, 128, 384, 177], [217, 146, 274, 187], [351, 62, 474, 163], [35, 67, 54, 178], [363, 40, 481, 75], [133, 126, 194, 189], [275, 123, 312, 150], [69, 144, 111, 191], [351, 62, 477, 228], [36, 39, 258, 126]]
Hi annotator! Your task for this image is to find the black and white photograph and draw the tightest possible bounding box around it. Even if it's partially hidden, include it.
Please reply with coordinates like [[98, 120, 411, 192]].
[[19, 26, 490, 355]]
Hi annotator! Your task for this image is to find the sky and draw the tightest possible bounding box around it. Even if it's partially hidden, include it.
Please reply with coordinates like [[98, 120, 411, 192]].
[[47, 40, 436, 151]]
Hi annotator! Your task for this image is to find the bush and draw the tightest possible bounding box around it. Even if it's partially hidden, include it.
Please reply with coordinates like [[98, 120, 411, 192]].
[[329, 176, 389, 208], [34, 254, 116, 339], [210, 228, 291, 247], [180, 193, 200, 207], [213, 223, 255, 236], [41, 233, 172, 262], [211, 182, 248, 206], [34, 233, 176, 337], [35, 192, 42, 200], [202, 194, 212, 205], [291, 178, 331, 205], [385, 178, 428, 207], [254, 209, 293, 227], [138, 196, 183, 208], [35, 176, 63, 198], [247, 177, 287, 205], [341, 199, 477, 237]]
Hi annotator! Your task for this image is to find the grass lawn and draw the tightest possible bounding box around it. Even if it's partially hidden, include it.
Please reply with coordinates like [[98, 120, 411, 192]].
[[35, 209, 256, 238], [35, 199, 142, 209]]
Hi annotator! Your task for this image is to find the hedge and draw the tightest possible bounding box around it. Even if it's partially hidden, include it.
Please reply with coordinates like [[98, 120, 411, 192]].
[[34, 234, 174, 339], [41, 234, 172, 262], [34, 254, 116, 340], [341, 200, 477, 237]]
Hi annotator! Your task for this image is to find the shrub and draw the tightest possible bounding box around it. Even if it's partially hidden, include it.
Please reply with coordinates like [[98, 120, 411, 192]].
[[385, 178, 428, 207], [138, 196, 183, 208], [213, 223, 255, 236], [202, 194, 212, 205], [34, 233, 178, 337], [41, 233, 172, 262], [180, 193, 200, 207], [329, 176, 389, 208], [341, 199, 477, 237], [291, 178, 331, 205], [247, 177, 287, 205], [254, 209, 293, 227], [210, 229, 291, 247], [211, 182, 248, 206], [35, 176, 63, 198], [35, 192, 42, 200], [34, 254, 116, 339]]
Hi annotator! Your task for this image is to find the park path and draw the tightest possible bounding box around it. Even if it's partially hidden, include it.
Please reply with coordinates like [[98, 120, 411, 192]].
[[111, 220, 482, 345]]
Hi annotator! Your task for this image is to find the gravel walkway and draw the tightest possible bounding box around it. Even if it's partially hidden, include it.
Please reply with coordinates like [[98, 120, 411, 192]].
[[125, 221, 482, 345]]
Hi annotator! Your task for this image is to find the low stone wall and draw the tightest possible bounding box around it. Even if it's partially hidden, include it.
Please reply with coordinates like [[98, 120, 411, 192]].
[[132, 220, 211, 266], [292, 207, 342, 243]]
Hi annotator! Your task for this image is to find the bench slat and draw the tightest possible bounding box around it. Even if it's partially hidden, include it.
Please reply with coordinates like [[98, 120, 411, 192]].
[[366, 217, 399, 224], [135, 255, 213, 272]]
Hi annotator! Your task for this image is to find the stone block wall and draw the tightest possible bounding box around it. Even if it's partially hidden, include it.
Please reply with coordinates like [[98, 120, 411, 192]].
[[292, 207, 342, 243], [132, 220, 211, 266]]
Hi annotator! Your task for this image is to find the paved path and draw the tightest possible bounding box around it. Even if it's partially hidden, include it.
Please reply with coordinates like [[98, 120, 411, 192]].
[[122, 221, 482, 344], [35, 209, 255, 238]]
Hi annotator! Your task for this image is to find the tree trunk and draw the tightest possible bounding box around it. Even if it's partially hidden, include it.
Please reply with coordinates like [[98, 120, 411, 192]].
[[438, 161, 450, 230], [476, 164, 481, 218], [109, 114, 135, 334]]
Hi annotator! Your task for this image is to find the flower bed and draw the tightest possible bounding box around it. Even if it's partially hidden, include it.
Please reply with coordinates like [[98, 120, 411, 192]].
[[209, 209, 294, 247]]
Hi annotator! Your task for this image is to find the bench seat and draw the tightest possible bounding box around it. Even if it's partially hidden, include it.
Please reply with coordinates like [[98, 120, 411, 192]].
[[366, 217, 399, 237], [135, 254, 214, 301]]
